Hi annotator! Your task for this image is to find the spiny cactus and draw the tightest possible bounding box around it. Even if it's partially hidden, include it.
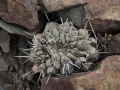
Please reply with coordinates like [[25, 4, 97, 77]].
[[15, 20, 99, 84]]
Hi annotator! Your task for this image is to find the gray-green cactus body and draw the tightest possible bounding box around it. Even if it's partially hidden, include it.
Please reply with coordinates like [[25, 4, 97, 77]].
[[28, 21, 98, 77]]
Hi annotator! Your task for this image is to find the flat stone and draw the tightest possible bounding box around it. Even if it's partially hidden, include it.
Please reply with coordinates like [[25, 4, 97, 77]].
[[41, 55, 120, 90], [0, 19, 32, 38]]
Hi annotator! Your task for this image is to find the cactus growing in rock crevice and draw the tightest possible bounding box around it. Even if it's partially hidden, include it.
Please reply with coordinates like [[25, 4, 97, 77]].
[[15, 20, 99, 83], [32, 20, 98, 73]]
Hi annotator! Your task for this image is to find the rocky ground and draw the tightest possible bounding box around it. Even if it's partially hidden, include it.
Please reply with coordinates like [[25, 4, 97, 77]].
[[0, 0, 120, 90]]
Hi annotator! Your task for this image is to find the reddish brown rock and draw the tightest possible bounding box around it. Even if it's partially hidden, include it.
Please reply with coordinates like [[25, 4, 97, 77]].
[[103, 33, 120, 54], [41, 0, 87, 12], [71, 55, 120, 90], [0, 0, 39, 30], [41, 55, 120, 90], [85, 0, 120, 21]]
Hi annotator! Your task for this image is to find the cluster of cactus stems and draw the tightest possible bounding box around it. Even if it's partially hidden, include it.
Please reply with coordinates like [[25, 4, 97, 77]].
[[15, 18, 100, 84]]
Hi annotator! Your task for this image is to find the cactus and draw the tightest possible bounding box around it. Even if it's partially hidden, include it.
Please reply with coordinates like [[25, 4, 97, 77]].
[[31, 20, 98, 73], [15, 20, 99, 84]]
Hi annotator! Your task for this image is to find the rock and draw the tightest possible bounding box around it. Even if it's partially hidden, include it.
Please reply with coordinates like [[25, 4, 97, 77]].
[[0, 55, 9, 71], [84, 0, 120, 21], [25, 62, 34, 81], [29, 81, 41, 90], [107, 33, 120, 54], [35, 6, 41, 11], [0, 18, 32, 38], [42, 0, 120, 22], [81, 19, 120, 33], [0, 73, 17, 90], [40, 0, 87, 12], [0, 0, 39, 30], [58, 5, 85, 26], [0, 29, 10, 52], [0, 0, 7, 12], [41, 78, 74, 90], [42, 0, 120, 33], [98, 33, 120, 54], [41, 55, 120, 90]]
